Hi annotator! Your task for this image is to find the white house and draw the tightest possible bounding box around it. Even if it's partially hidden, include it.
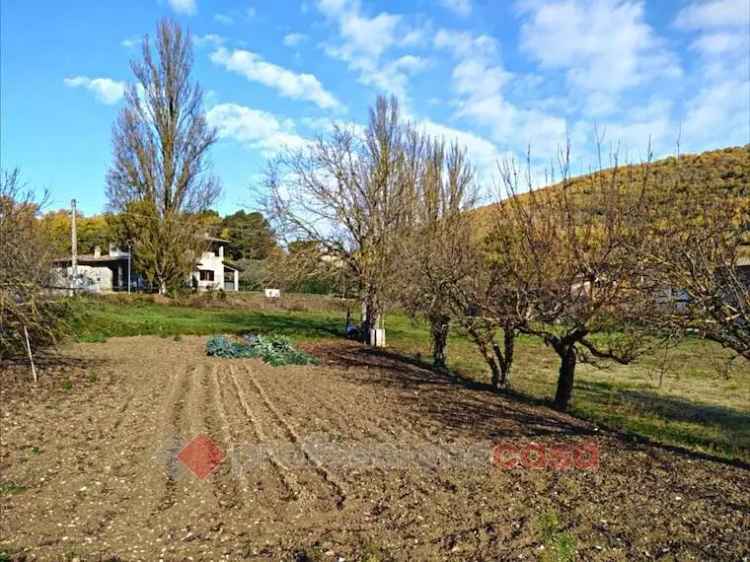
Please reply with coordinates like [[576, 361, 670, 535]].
[[54, 237, 241, 293], [191, 236, 240, 292], [53, 244, 132, 292]]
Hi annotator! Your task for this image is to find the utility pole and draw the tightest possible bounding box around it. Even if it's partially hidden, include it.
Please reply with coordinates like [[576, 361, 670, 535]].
[[71, 199, 78, 294], [127, 242, 132, 294]]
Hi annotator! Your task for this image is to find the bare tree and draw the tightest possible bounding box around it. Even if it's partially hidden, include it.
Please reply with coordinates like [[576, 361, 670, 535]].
[[399, 140, 477, 369], [642, 151, 750, 361], [265, 96, 421, 341], [493, 144, 660, 411], [1, 169, 68, 361], [106, 19, 220, 293], [448, 252, 527, 389], [265, 239, 355, 296]]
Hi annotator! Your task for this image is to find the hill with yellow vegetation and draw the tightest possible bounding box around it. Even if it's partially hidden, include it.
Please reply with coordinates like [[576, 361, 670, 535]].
[[473, 145, 749, 238]]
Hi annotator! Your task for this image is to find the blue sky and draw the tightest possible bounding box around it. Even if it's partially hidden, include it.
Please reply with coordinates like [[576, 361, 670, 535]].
[[1, 0, 748, 216]]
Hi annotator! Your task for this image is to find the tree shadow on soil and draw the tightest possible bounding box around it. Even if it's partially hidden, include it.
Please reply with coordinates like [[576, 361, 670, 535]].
[[312, 341, 750, 470], [311, 342, 597, 442]]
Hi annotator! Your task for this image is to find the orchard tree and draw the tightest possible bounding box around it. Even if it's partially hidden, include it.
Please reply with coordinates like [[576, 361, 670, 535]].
[[106, 19, 220, 293], [494, 145, 661, 411], [399, 140, 477, 370], [265, 96, 421, 340], [447, 247, 527, 389], [265, 239, 354, 295], [0, 169, 68, 360], [642, 150, 750, 361]]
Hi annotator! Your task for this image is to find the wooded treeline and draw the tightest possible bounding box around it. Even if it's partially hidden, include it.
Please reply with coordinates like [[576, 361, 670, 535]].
[[37, 208, 277, 261]]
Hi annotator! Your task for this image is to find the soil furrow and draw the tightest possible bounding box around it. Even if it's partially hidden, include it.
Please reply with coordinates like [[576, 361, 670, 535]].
[[4, 336, 750, 561], [255, 368, 405, 481], [110, 390, 135, 431], [151, 364, 193, 515], [208, 363, 251, 499], [243, 364, 347, 509], [227, 364, 303, 502], [265, 366, 455, 475]]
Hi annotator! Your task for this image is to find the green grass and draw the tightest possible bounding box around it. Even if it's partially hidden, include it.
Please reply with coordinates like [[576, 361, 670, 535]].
[[69, 297, 343, 342], [536, 510, 576, 562], [0, 481, 28, 496], [67, 294, 750, 463]]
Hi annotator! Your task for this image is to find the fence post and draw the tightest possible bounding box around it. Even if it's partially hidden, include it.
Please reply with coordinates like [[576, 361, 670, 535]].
[[23, 325, 38, 384]]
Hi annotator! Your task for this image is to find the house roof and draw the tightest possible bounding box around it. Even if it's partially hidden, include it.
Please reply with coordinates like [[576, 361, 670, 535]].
[[223, 260, 244, 272], [53, 254, 129, 265], [204, 234, 230, 244]]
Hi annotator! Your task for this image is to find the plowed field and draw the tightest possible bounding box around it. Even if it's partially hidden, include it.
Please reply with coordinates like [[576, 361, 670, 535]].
[[1, 337, 748, 561]]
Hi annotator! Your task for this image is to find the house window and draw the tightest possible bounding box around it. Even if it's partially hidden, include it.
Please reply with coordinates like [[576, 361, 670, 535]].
[[199, 270, 214, 282]]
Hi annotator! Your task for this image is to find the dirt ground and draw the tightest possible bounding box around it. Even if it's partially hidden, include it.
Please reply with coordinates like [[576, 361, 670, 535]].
[[1, 336, 748, 561]]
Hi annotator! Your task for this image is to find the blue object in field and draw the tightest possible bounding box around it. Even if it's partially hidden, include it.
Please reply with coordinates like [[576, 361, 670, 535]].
[[345, 323, 361, 339]]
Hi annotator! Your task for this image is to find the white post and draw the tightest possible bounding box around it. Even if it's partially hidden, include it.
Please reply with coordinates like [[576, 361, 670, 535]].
[[127, 243, 132, 294], [23, 326, 38, 384], [233, 269, 239, 292]]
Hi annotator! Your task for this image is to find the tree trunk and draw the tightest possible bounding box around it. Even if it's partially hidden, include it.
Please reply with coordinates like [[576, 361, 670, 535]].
[[464, 322, 502, 390], [488, 359, 502, 389], [489, 328, 515, 388], [501, 328, 516, 387], [553, 346, 577, 411], [361, 295, 381, 345], [430, 315, 450, 370]]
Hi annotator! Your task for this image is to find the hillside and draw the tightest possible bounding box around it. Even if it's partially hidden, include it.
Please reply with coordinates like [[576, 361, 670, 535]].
[[473, 145, 750, 237]]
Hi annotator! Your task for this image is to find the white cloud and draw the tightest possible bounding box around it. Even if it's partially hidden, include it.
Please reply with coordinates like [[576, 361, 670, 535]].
[[316, 0, 429, 103], [674, 0, 750, 30], [214, 13, 234, 25], [675, 0, 749, 77], [358, 54, 429, 102], [206, 103, 309, 155], [662, 0, 749, 153], [434, 28, 568, 154], [682, 77, 750, 152], [434, 29, 497, 58], [167, 0, 196, 16], [518, 0, 681, 113], [417, 119, 506, 181], [691, 31, 748, 56], [283, 32, 308, 47], [210, 47, 341, 110], [400, 27, 427, 47], [64, 76, 126, 105], [319, 3, 402, 61], [572, 97, 676, 159], [193, 34, 225, 48], [121, 37, 139, 49], [439, 0, 472, 17]]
